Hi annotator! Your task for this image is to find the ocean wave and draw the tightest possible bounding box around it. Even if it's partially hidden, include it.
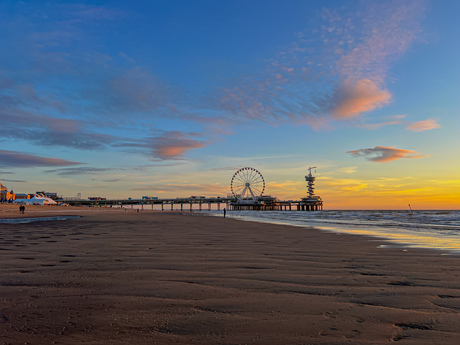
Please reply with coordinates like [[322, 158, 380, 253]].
[[0, 216, 80, 224], [209, 210, 460, 253]]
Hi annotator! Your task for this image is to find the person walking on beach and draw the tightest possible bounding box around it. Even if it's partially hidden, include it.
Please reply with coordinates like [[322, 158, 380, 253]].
[[223, 208, 226, 218]]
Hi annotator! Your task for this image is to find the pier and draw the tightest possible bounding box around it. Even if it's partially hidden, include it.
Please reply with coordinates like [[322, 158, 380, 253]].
[[65, 196, 323, 211], [65, 167, 323, 211]]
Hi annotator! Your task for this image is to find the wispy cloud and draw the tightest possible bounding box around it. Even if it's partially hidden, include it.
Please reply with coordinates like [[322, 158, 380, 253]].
[[347, 146, 429, 163], [406, 119, 441, 132], [62, 3, 122, 21], [1, 178, 27, 183], [44, 167, 113, 176], [266, 180, 304, 194], [211, 166, 245, 171], [85, 67, 174, 119], [357, 115, 406, 130], [0, 107, 119, 150], [130, 182, 225, 196], [320, 177, 369, 192], [336, 1, 425, 83], [0, 150, 83, 167], [339, 167, 357, 174], [108, 130, 208, 160]]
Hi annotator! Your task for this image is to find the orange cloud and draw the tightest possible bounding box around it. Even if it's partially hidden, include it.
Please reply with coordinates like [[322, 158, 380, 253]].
[[347, 146, 428, 162], [406, 119, 441, 132], [151, 131, 206, 160], [331, 79, 392, 119]]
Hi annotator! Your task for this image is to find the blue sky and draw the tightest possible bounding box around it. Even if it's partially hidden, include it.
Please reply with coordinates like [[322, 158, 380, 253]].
[[0, 0, 459, 209]]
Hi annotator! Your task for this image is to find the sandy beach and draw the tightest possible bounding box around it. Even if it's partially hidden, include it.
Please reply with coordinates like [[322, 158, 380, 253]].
[[1, 205, 460, 344]]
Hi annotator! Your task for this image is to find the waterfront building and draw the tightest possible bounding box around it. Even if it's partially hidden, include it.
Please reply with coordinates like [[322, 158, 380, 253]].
[[0, 183, 15, 202]]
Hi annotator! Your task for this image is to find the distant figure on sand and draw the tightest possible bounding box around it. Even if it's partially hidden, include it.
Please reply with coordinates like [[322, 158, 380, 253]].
[[19, 205, 25, 214], [223, 208, 226, 218]]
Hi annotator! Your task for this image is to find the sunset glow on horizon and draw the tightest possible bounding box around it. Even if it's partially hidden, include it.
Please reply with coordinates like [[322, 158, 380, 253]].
[[0, 0, 459, 210]]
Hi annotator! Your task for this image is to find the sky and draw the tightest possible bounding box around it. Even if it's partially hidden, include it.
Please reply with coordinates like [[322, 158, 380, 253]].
[[0, 0, 459, 209]]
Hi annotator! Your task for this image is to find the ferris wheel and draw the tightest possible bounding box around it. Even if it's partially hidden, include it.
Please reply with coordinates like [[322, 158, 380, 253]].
[[230, 167, 265, 201]]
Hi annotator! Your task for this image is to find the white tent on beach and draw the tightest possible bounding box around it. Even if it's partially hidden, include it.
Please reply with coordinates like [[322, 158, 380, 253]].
[[14, 195, 57, 205]]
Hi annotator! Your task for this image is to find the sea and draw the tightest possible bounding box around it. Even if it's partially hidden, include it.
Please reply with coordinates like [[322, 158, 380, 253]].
[[2, 209, 460, 254], [0, 216, 80, 224], [207, 210, 460, 254]]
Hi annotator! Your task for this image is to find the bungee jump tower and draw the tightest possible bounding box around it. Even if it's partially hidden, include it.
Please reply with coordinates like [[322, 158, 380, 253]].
[[299, 167, 323, 211]]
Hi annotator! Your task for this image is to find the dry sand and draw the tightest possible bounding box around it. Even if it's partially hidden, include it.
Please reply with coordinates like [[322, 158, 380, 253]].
[[1, 204, 460, 344]]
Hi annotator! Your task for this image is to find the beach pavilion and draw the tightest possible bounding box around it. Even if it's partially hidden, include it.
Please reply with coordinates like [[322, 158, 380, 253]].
[[13, 195, 57, 206]]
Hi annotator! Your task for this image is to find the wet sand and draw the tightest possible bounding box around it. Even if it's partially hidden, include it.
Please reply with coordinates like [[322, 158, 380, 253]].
[[1, 205, 460, 344]]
